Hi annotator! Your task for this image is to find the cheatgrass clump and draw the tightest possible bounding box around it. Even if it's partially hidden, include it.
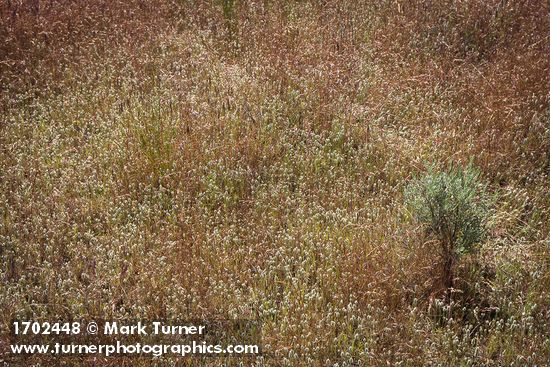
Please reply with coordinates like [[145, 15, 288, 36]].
[[405, 162, 493, 301]]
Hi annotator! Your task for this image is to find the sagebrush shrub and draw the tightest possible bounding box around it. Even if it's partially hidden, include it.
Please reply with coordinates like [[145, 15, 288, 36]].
[[405, 163, 492, 298]]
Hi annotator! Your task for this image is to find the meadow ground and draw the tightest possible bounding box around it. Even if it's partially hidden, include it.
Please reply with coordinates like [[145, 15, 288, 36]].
[[1, 1, 549, 366]]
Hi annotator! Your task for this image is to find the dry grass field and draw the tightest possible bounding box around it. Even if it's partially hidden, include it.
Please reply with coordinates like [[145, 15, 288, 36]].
[[1, 0, 549, 365]]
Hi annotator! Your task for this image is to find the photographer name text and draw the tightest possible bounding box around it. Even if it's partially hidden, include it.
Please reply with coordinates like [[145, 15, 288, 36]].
[[104, 322, 205, 336]]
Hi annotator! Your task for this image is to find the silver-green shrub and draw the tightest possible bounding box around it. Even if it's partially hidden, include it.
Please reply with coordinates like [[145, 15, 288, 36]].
[[405, 162, 492, 296]]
